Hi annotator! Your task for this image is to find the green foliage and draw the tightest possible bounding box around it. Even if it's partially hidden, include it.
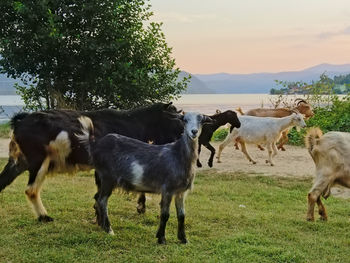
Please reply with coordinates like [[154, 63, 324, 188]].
[[1, 162, 350, 262], [211, 127, 229, 141], [0, 122, 10, 138], [0, 0, 188, 110], [288, 94, 350, 146], [270, 73, 350, 95]]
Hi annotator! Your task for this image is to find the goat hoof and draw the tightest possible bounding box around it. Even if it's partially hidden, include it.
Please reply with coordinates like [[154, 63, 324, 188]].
[[217, 160, 222, 163], [38, 215, 54, 222], [108, 229, 115, 235], [157, 237, 166, 245], [319, 216, 328, 221], [137, 205, 146, 214], [265, 160, 269, 164], [196, 162, 202, 168], [179, 238, 188, 244], [270, 163, 274, 166], [208, 162, 213, 168], [306, 217, 314, 222]]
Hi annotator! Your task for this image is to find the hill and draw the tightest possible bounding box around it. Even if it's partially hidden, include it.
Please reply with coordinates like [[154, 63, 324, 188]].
[[194, 63, 350, 94], [0, 74, 17, 95], [1, 64, 350, 95], [178, 71, 214, 94]]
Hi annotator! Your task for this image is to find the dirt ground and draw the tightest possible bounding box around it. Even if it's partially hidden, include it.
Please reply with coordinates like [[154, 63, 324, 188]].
[[0, 138, 349, 199]]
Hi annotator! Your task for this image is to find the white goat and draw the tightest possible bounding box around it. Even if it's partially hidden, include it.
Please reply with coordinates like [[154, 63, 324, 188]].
[[216, 113, 306, 166], [305, 127, 350, 221]]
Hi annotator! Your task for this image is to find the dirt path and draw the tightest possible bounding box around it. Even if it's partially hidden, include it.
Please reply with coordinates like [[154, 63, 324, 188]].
[[0, 138, 9, 158], [198, 142, 315, 177], [0, 138, 349, 198], [197, 142, 350, 199]]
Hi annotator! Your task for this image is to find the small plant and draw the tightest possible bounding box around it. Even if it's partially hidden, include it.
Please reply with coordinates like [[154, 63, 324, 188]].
[[211, 127, 229, 141]]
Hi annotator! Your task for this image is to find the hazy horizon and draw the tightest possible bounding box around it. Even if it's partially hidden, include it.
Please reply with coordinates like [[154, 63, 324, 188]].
[[151, 0, 350, 74]]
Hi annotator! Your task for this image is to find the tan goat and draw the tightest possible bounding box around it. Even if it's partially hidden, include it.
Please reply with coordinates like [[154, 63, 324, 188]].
[[305, 127, 350, 221]]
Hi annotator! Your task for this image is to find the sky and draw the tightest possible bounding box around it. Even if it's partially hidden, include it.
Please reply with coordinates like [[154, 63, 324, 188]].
[[150, 0, 350, 74]]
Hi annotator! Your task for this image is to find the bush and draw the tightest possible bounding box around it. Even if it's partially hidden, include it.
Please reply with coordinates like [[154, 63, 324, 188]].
[[211, 128, 229, 141], [288, 94, 350, 146]]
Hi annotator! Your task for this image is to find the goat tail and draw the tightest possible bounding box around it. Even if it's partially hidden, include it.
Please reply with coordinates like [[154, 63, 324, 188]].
[[304, 127, 323, 156], [76, 116, 95, 156], [236, 107, 244, 115]]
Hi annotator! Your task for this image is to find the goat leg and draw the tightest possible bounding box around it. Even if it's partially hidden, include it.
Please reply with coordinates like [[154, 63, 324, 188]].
[[94, 171, 102, 223], [97, 184, 114, 235], [257, 144, 265, 151], [204, 142, 216, 168], [26, 158, 54, 223], [196, 144, 203, 168], [137, 193, 146, 214], [317, 197, 328, 221], [307, 176, 331, 221], [175, 192, 187, 244], [277, 130, 289, 151], [156, 193, 172, 244], [240, 141, 256, 164]]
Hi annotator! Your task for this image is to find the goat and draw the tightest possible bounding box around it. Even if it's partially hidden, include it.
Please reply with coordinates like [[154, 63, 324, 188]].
[[77, 112, 212, 244], [305, 127, 350, 221], [197, 110, 241, 168], [0, 103, 184, 222], [217, 113, 306, 166], [237, 98, 314, 151]]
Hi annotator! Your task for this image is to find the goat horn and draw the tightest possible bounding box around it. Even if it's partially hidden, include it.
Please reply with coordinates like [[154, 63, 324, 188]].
[[294, 98, 308, 106]]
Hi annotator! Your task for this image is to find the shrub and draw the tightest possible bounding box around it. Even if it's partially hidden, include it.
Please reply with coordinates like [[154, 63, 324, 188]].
[[288, 94, 350, 146], [211, 128, 229, 141]]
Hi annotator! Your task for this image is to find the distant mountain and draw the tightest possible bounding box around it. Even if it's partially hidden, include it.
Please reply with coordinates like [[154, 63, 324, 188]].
[[178, 71, 214, 94], [1, 63, 350, 95], [0, 74, 17, 95], [194, 63, 350, 94], [303, 63, 350, 73]]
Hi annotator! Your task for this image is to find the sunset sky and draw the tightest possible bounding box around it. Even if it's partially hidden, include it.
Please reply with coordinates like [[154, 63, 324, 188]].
[[151, 0, 350, 74]]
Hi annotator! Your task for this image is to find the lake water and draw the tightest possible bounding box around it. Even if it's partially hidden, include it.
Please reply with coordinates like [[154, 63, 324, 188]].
[[173, 94, 291, 114], [0, 94, 300, 122]]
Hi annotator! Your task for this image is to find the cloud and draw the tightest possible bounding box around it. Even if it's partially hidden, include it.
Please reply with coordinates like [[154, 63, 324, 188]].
[[318, 26, 350, 39]]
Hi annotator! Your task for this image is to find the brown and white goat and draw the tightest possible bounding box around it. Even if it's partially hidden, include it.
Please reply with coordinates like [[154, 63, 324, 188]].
[[305, 127, 350, 221], [237, 98, 314, 151]]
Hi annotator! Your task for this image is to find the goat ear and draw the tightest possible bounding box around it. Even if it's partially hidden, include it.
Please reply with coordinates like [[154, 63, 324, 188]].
[[201, 115, 213, 124], [164, 102, 173, 108]]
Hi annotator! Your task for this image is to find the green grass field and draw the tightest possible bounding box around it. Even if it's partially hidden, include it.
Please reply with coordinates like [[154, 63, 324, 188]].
[[0, 158, 349, 263]]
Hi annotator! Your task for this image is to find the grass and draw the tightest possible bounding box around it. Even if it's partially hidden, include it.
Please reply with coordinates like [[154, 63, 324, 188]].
[[0, 122, 10, 138], [0, 158, 350, 263]]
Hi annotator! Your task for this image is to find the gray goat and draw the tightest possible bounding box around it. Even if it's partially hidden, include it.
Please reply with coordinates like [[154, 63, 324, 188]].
[[77, 112, 212, 244]]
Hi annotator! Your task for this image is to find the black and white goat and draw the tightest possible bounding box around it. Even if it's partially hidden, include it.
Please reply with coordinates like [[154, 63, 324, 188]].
[[0, 103, 184, 222], [197, 110, 241, 168], [77, 112, 212, 244]]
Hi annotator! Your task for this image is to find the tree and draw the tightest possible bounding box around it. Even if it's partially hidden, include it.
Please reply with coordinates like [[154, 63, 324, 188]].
[[0, 0, 188, 110]]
